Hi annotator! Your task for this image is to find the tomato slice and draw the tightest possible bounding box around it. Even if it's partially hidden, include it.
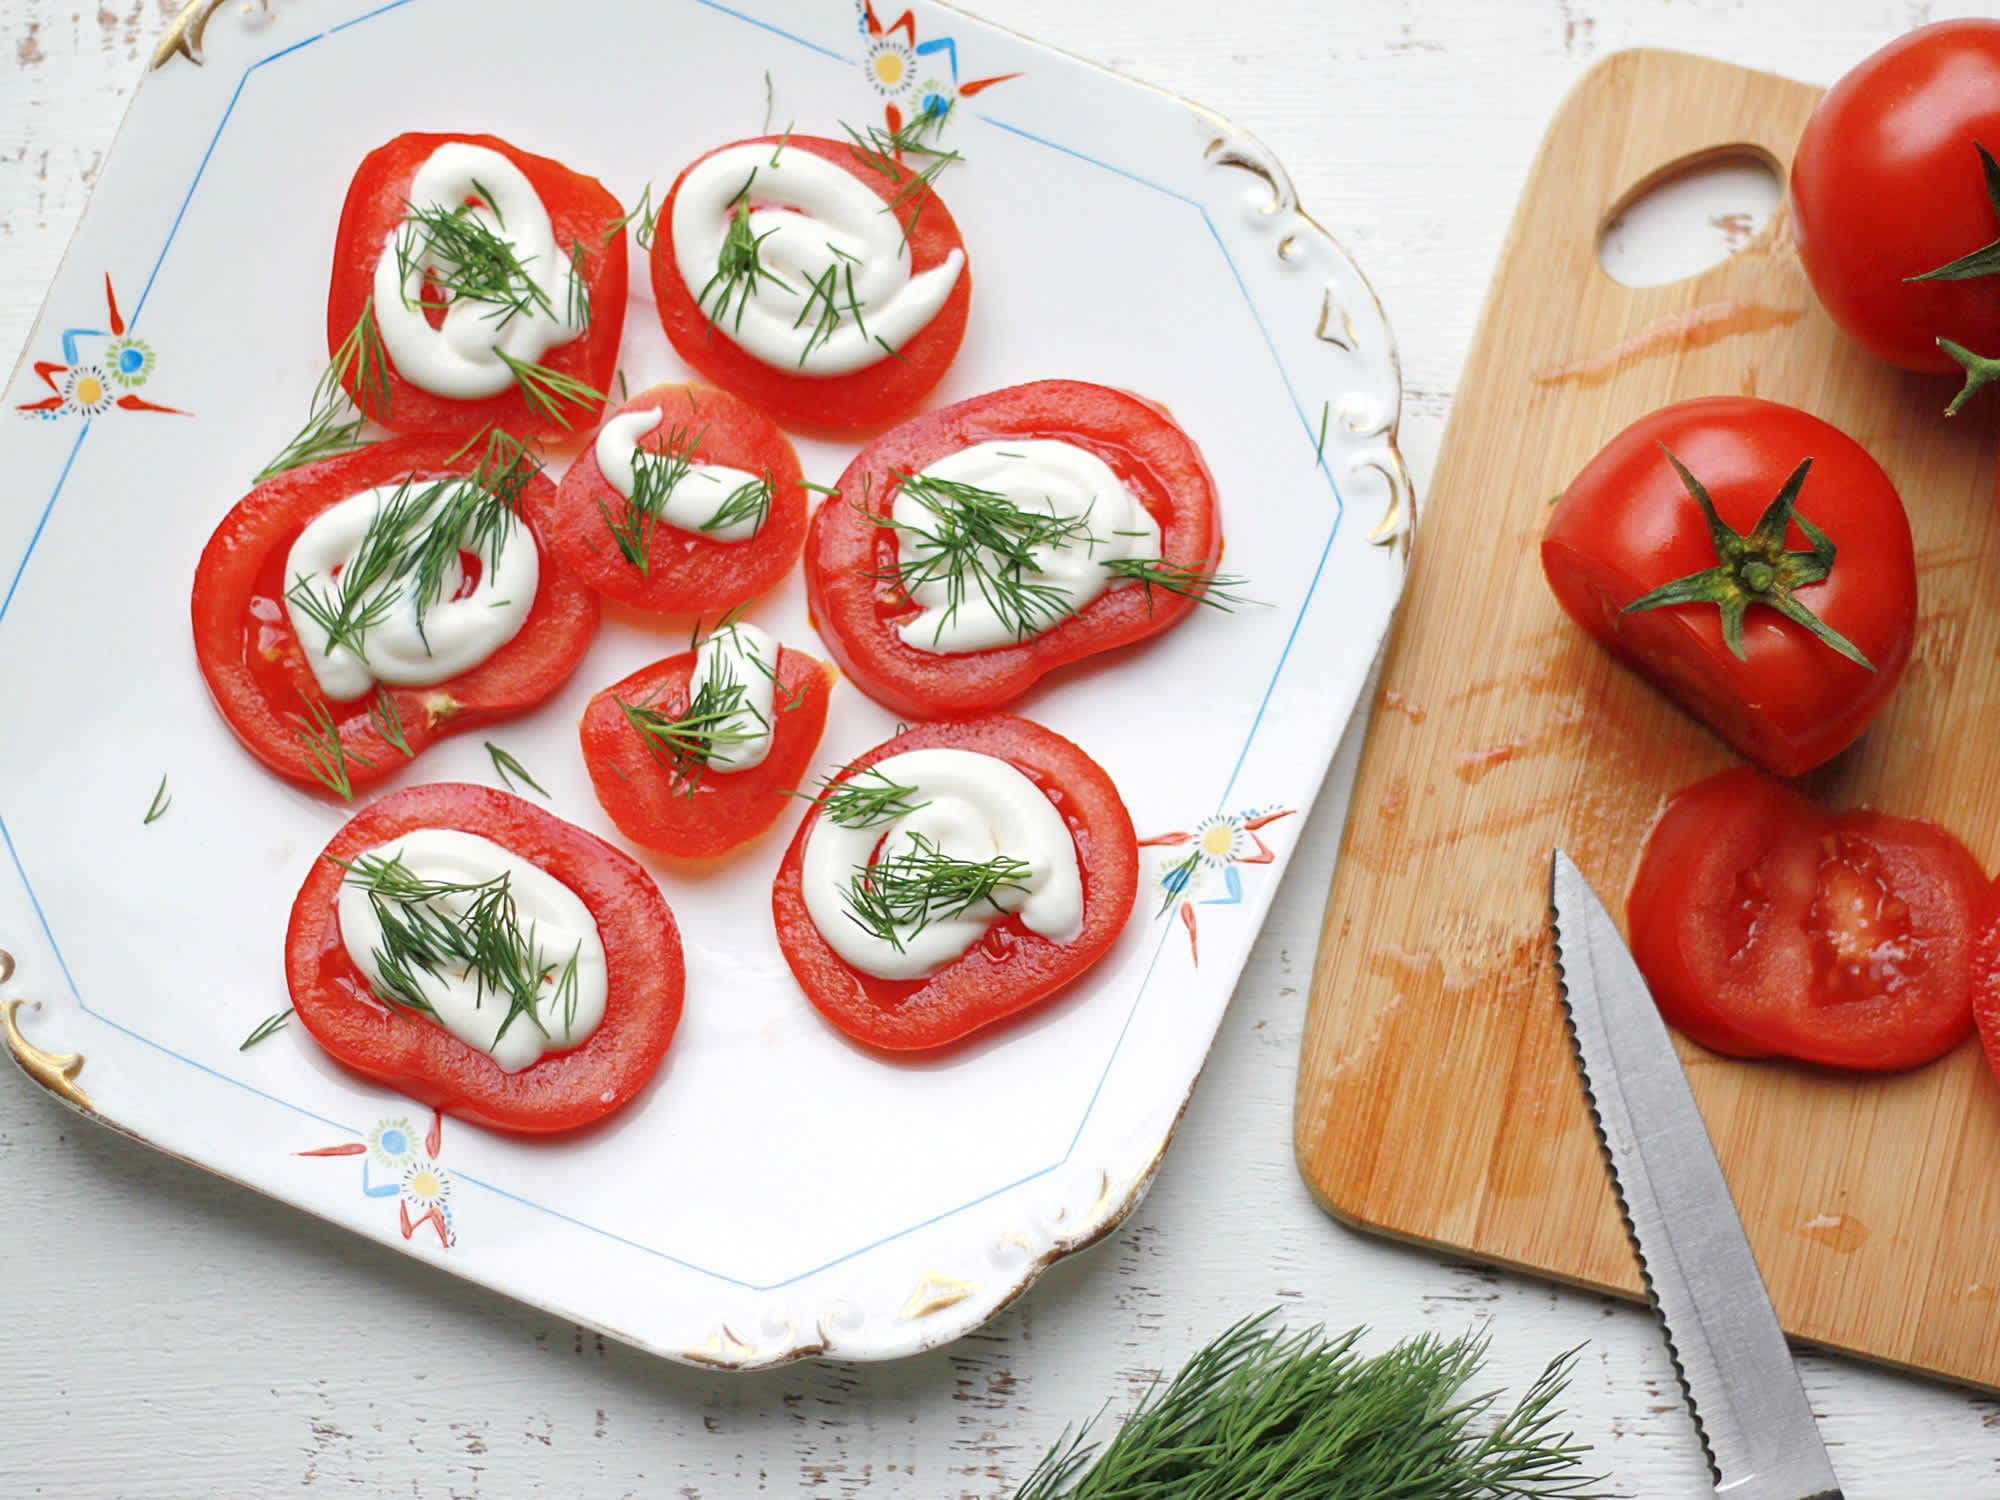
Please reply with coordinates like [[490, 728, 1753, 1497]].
[[328, 132, 627, 442], [543, 383, 808, 615], [650, 134, 970, 434], [1628, 767, 1986, 1071], [285, 784, 684, 1134], [806, 380, 1223, 719], [772, 714, 1138, 1051], [579, 643, 832, 859], [190, 436, 599, 798]]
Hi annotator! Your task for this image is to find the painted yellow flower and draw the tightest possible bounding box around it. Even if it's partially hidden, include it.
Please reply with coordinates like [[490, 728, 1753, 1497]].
[[867, 36, 915, 97], [62, 365, 113, 416]]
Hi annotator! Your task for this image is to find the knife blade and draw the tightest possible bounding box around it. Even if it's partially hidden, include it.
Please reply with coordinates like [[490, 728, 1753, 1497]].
[[1548, 849, 1842, 1500]]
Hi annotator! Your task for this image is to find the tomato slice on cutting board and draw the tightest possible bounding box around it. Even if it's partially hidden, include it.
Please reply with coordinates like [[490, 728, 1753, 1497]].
[[286, 783, 684, 1134], [807, 379, 1225, 719], [1629, 767, 1986, 1071], [772, 714, 1138, 1051], [1542, 397, 1915, 777]]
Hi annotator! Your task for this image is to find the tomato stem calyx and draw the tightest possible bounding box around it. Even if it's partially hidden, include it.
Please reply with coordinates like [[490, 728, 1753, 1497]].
[[1620, 447, 1875, 671]]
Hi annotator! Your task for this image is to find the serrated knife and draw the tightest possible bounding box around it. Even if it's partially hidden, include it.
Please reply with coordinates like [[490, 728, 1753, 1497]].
[[1548, 849, 1842, 1500]]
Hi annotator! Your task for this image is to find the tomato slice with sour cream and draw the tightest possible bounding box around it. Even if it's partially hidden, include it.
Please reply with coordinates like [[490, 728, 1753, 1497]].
[[191, 435, 599, 799], [286, 783, 683, 1134], [1629, 767, 1986, 1071], [772, 714, 1138, 1051], [806, 380, 1230, 719], [580, 621, 833, 859], [326, 131, 627, 442], [651, 134, 971, 433], [546, 382, 808, 615]]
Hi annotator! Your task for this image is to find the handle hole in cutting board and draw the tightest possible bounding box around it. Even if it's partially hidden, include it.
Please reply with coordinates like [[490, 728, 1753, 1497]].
[[1597, 146, 1782, 289]]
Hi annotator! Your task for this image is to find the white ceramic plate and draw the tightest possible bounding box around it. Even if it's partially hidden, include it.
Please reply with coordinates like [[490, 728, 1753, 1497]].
[[0, 0, 1407, 1366]]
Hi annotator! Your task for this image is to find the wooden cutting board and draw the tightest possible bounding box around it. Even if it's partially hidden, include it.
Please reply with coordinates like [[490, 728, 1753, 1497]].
[[1295, 47, 2000, 1391]]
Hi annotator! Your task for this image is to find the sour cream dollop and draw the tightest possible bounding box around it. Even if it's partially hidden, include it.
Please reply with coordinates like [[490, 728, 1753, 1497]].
[[670, 142, 964, 376], [594, 407, 769, 542], [800, 747, 1083, 980], [337, 828, 609, 1074], [373, 142, 586, 400]]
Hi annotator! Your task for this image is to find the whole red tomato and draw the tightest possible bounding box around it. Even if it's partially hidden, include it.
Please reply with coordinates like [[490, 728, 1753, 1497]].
[[1541, 397, 1915, 777], [1631, 767, 1986, 1072], [1792, 20, 2000, 400]]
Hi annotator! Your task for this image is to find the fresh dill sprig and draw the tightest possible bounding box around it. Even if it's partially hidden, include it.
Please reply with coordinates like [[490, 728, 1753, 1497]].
[[339, 850, 583, 1044], [286, 434, 536, 665], [603, 184, 659, 251], [1015, 1313, 1598, 1500], [566, 242, 592, 331], [1103, 558, 1256, 611], [700, 474, 774, 535], [598, 424, 707, 573], [842, 832, 1031, 952], [239, 1007, 294, 1051], [394, 197, 555, 328], [485, 741, 549, 798], [1315, 400, 1331, 465], [496, 350, 604, 430], [793, 256, 871, 367], [616, 665, 767, 794], [792, 765, 929, 829], [290, 696, 373, 801], [142, 774, 171, 826], [369, 686, 413, 758], [256, 299, 389, 481], [869, 472, 1091, 643], [841, 111, 964, 243], [698, 174, 793, 333]]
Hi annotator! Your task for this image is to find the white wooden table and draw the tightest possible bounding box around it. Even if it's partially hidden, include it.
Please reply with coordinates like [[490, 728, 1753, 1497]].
[[4, 1, 1997, 1493]]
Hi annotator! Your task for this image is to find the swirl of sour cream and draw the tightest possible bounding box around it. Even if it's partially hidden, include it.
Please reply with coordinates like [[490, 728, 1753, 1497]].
[[800, 748, 1083, 980], [671, 142, 964, 376], [373, 142, 586, 400]]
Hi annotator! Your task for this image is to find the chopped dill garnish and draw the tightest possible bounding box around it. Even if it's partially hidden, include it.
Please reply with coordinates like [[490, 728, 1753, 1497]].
[[614, 620, 778, 794], [602, 184, 659, 251], [698, 173, 793, 333], [393, 196, 557, 329], [256, 299, 389, 481], [290, 696, 373, 802], [338, 850, 583, 1043], [369, 686, 413, 759], [1102, 558, 1256, 611], [841, 832, 1031, 952], [142, 774, 171, 826], [841, 109, 964, 243], [867, 471, 1092, 643], [700, 473, 775, 534], [485, 741, 549, 798], [239, 1008, 294, 1051], [792, 765, 929, 829], [494, 350, 603, 430], [598, 423, 705, 573]]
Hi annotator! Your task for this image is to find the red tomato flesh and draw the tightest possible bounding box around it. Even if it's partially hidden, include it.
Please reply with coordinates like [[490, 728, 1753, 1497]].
[[579, 643, 832, 859], [1792, 20, 2000, 373], [772, 715, 1138, 1051], [1628, 767, 1986, 1072], [191, 436, 599, 798], [807, 380, 1223, 719], [285, 784, 684, 1134], [1541, 397, 1915, 777], [651, 135, 970, 434], [543, 382, 808, 615], [328, 132, 627, 441]]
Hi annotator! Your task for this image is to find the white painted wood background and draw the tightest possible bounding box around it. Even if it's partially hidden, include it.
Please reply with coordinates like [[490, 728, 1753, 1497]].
[[4, 1, 1999, 1494]]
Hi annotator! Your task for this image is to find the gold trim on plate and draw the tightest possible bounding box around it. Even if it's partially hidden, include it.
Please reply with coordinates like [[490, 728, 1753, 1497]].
[[152, 0, 268, 70], [898, 1272, 976, 1321], [0, 952, 92, 1112]]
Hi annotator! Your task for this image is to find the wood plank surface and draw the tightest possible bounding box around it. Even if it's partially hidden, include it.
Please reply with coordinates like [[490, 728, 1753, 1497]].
[[1296, 46, 2000, 1392]]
